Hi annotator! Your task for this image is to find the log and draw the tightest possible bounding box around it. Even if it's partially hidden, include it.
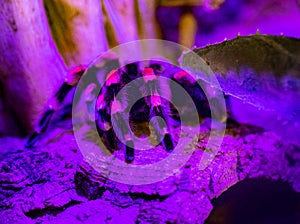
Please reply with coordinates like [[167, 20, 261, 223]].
[[0, 124, 299, 223], [44, 0, 108, 67], [102, 0, 139, 46], [157, 0, 225, 9], [134, 0, 158, 39], [102, 0, 159, 47], [0, 0, 66, 135]]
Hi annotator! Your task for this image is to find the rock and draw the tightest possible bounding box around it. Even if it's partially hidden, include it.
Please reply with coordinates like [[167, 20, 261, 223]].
[[1, 120, 300, 223]]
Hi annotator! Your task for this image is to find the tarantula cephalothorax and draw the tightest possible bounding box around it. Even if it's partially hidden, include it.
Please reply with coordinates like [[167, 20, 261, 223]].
[[25, 56, 210, 163]]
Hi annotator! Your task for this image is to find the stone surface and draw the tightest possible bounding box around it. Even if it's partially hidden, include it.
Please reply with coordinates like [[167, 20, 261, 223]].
[[0, 119, 300, 224]]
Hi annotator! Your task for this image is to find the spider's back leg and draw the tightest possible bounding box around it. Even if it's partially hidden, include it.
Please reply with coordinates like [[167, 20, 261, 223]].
[[25, 66, 87, 148]]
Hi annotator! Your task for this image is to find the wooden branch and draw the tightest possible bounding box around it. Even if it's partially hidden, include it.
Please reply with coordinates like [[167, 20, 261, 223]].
[[157, 0, 225, 9], [102, 0, 138, 46], [44, 0, 108, 67], [135, 0, 159, 39], [0, 0, 66, 135]]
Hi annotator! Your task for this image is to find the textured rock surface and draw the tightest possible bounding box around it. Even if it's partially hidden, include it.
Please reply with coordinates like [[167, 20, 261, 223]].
[[181, 35, 300, 146], [182, 35, 300, 110], [0, 120, 300, 223]]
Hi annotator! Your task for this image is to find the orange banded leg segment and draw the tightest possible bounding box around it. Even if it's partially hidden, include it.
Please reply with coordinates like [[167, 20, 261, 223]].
[[25, 66, 87, 148]]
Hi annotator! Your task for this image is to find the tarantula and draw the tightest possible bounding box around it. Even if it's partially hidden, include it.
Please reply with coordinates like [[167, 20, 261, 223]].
[[25, 56, 210, 163]]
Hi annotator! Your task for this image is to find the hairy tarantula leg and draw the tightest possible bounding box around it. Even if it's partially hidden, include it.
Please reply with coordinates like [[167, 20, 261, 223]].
[[25, 109, 55, 147], [102, 68, 135, 162], [96, 108, 115, 151], [95, 69, 123, 151], [158, 105, 174, 152], [142, 67, 175, 152], [102, 129, 115, 150], [25, 66, 87, 148], [151, 104, 174, 152], [112, 111, 134, 163], [125, 140, 134, 163], [163, 133, 174, 152]]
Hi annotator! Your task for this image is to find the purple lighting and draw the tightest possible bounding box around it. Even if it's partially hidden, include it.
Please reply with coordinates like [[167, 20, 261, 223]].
[[1, 0, 300, 223]]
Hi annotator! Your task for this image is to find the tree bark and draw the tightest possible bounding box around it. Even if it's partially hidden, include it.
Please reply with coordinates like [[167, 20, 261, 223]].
[[102, 0, 159, 47], [102, 0, 138, 46], [44, 0, 108, 67], [0, 0, 66, 135], [135, 0, 159, 39]]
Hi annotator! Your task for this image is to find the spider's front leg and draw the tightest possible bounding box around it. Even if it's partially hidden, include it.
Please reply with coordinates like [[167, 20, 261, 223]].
[[96, 68, 135, 163], [114, 62, 144, 162], [96, 102, 115, 151], [25, 66, 87, 148], [149, 103, 174, 152], [141, 67, 175, 152], [96, 69, 121, 152], [112, 109, 135, 163]]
